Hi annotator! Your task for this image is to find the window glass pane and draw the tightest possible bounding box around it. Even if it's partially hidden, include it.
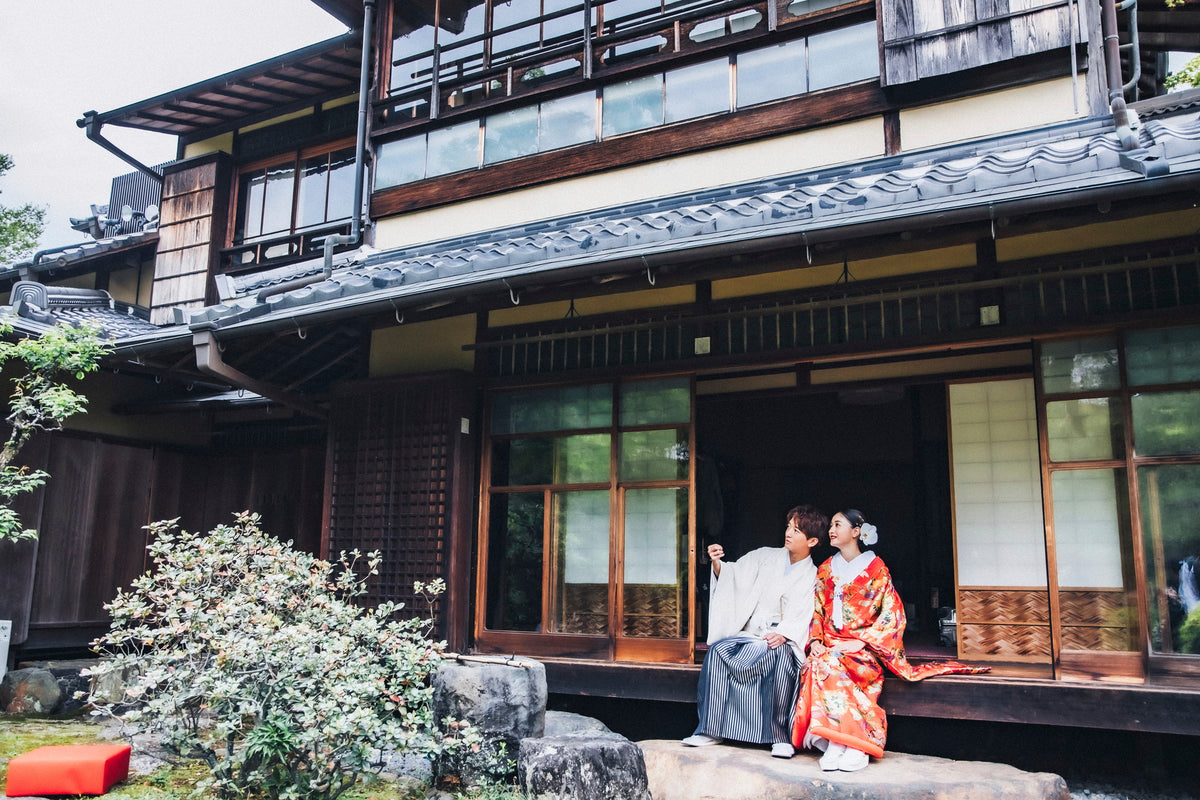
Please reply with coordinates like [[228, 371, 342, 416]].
[[543, 0, 584, 43], [492, 383, 613, 434], [602, 73, 663, 137], [427, 121, 480, 176], [622, 487, 687, 637], [493, 0, 542, 59], [1126, 325, 1200, 386], [808, 21, 879, 90], [325, 146, 357, 223], [1139, 465, 1200, 655], [604, 0, 661, 24], [949, 380, 1047, 586], [296, 153, 330, 230], [375, 136, 427, 188], [1132, 390, 1200, 456], [620, 377, 690, 425], [540, 92, 596, 150], [1040, 336, 1120, 394], [486, 492, 544, 631], [1046, 398, 1124, 462], [665, 58, 729, 123], [391, 25, 436, 92], [485, 105, 541, 164], [552, 490, 610, 633], [492, 434, 610, 485], [235, 170, 266, 242], [785, 0, 844, 17], [619, 428, 689, 481], [1051, 468, 1137, 651], [737, 39, 806, 108], [261, 162, 296, 237], [437, 0, 487, 76]]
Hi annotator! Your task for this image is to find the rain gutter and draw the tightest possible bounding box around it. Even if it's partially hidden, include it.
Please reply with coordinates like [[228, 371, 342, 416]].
[[1100, 0, 1168, 176], [77, 112, 164, 184]]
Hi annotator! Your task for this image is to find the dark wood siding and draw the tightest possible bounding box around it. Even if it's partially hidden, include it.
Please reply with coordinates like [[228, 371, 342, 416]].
[[881, 0, 1083, 86], [325, 371, 477, 650], [0, 432, 325, 651]]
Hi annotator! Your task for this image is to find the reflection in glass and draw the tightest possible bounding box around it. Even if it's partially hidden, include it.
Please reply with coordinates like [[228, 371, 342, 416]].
[[620, 428, 689, 481], [486, 492, 545, 631], [1132, 391, 1200, 456], [1051, 469, 1136, 651], [1139, 464, 1200, 654], [492, 434, 611, 486], [737, 40, 806, 108], [540, 92, 597, 150], [552, 490, 610, 633], [620, 377, 690, 425], [391, 25, 436, 92], [602, 74, 663, 137], [296, 147, 356, 230], [1040, 336, 1120, 394], [623, 487, 687, 637], [665, 59, 729, 123], [1126, 325, 1200, 386], [375, 137, 427, 188], [1046, 398, 1123, 462], [785, 0, 845, 17], [236, 171, 267, 242], [427, 121, 480, 177], [492, 383, 613, 434], [808, 22, 879, 90], [261, 164, 296, 237], [485, 105, 540, 164]]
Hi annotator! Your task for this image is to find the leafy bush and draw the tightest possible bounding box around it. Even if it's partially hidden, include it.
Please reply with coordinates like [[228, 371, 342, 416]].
[[0, 321, 109, 541], [89, 512, 476, 800]]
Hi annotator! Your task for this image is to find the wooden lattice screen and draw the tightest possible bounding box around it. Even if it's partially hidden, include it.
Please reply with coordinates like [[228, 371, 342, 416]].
[[326, 373, 473, 638]]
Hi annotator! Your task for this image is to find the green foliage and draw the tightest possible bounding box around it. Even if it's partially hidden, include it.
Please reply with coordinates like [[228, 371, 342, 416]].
[[1178, 605, 1200, 654], [0, 320, 110, 541], [89, 513, 484, 800], [1164, 54, 1200, 91], [0, 154, 46, 265]]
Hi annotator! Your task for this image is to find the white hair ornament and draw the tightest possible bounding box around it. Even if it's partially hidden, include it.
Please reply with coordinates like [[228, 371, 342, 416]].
[[859, 522, 878, 546]]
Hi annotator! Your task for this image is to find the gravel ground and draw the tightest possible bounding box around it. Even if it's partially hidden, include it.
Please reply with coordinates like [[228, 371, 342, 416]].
[[1067, 778, 1198, 800]]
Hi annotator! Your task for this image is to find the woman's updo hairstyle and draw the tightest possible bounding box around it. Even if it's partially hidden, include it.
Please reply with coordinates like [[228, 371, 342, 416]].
[[838, 508, 878, 546]]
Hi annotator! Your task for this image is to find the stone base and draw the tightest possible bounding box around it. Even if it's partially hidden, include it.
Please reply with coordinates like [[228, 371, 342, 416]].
[[639, 739, 1071, 800], [520, 730, 651, 800]]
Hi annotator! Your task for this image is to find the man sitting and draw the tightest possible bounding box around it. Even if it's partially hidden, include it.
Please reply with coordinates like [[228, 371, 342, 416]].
[[682, 504, 828, 758]]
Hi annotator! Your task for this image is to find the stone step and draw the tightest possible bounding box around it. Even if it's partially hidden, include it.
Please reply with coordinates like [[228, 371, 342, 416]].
[[639, 739, 1070, 800]]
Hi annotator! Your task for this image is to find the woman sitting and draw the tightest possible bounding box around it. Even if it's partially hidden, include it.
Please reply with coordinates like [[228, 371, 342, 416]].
[[792, 509, 988, 772]]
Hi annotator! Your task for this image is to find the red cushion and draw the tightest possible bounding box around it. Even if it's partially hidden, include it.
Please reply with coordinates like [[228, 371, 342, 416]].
[[5, 744, 131, 796]]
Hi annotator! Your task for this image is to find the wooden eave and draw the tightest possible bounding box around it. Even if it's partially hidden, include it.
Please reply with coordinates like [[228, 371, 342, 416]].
[[86, 33, 361, 141]]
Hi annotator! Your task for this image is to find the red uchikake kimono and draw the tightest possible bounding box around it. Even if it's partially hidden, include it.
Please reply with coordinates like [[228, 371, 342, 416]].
[[791, 555, 988, 758]]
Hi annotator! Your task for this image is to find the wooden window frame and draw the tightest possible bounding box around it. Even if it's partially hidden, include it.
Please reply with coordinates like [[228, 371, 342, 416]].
[[474, 375, 696, 664], [221, 136, 358, 274], [1036, 327, 1200, 683]]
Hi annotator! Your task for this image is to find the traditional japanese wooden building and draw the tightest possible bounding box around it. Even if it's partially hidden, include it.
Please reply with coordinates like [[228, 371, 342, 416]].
[[3, 0, 1200, 736]]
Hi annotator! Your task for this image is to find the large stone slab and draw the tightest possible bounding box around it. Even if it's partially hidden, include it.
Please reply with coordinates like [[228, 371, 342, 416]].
[[639, 739, 1071, 800], [520, 730, 651, 800]]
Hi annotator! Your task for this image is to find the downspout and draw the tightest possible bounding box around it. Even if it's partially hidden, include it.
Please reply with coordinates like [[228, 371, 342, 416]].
[[76, 111, 164, 184], [259, 0, 376, 304], [1099, 0, 1168, 176]]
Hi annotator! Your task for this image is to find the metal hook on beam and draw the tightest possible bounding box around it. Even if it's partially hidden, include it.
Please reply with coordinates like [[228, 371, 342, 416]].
[[503, 279, 521, 305], [643, 256, 655, 285], [389, 299, 404, 324]]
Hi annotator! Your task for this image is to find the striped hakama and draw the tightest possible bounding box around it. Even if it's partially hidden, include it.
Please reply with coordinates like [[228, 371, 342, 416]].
[[694, 636, 800, 743]]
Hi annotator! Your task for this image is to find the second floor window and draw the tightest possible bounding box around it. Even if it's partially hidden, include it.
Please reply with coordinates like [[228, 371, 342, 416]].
[[234, 144, 357, 245]]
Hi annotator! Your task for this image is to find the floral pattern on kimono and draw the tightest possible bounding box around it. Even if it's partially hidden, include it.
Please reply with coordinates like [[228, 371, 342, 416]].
[[791, 555, 988, 758]]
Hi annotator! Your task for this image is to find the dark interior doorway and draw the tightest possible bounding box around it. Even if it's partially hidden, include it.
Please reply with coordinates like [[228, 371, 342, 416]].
[[695, 381, 955, 655]]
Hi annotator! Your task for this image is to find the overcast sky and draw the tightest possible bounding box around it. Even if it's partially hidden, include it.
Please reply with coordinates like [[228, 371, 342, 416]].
[[0, 1, 349, 256]]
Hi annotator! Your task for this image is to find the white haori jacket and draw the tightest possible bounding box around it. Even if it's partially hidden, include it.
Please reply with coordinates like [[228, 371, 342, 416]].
[[707, 547, 818, 659]]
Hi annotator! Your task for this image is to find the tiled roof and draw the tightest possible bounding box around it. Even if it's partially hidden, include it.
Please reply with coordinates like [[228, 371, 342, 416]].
[[8, 282, 162, 339], [191, 104, 1200, 332], [2, 229, 159, 280]]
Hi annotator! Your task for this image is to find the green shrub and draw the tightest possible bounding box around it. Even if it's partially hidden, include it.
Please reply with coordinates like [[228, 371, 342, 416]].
[[89, 512, 477, 800]]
